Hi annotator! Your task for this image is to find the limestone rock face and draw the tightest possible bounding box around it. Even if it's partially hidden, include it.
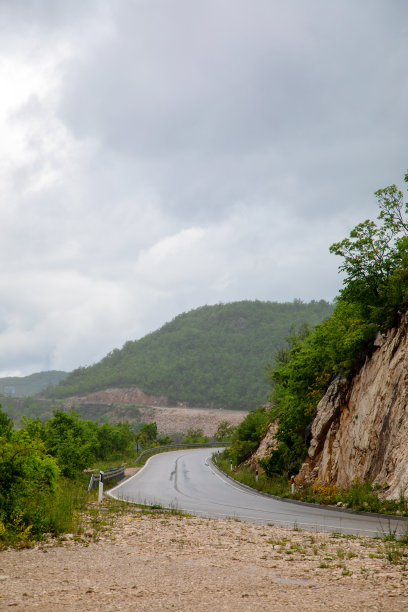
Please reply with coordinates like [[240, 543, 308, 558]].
[[297, 313, 408, 499], [245, 420, 278, 468]]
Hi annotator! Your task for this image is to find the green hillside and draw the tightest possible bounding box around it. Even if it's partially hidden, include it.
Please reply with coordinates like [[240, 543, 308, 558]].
[[48, 300, 333, 409], [0, 370, 68, 398]]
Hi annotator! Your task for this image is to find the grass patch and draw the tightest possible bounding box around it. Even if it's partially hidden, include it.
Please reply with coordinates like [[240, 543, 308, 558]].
[[214, 453, 408, 518], [216, 455, 290, 497], [0, 476, 88, 548], [87, 450, 139, 472]]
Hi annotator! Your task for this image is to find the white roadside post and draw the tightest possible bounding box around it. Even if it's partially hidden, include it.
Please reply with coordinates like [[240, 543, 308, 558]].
[[255, 468, 259, 483], [230, 460, 233, 471], [291, 475, 295, 494], [98, 471, 104, 503]]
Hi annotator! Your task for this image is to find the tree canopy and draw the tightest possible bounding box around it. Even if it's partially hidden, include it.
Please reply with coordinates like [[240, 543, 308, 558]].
[[330, 172, 408, 326]]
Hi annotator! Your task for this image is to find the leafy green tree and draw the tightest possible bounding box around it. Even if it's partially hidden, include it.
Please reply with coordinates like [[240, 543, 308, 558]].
[[214, 421, 236, 442], [96, 422, 134, 459], [330, 171, 408, 326], [232, 406, 271, 445], [226, 406, 272, 464], [139, 421, 158, 441], [44, 411, 99, 478], [182, 428, 209, 444], [0, 428, 59, 538], [157, 434, 173, 446], [0, 406, 13, 439], [136, 421, 158, 448]]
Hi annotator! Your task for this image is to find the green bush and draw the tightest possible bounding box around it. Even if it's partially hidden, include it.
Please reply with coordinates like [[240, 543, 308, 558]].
[[0, 405, 134, 545], [182, 428, 209, 444], [0, 432, 59, 541], [224, 405, 272, 464], [214, 420, 236, 443], [44, 411, 99, 478]]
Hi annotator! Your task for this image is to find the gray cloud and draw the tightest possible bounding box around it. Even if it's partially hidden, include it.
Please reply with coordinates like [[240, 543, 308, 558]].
[[0, 0, 407, 375]]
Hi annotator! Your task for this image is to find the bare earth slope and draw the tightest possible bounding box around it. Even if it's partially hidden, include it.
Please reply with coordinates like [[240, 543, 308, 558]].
[[65, 388, 247, 436], [1, 506, 408, 611]]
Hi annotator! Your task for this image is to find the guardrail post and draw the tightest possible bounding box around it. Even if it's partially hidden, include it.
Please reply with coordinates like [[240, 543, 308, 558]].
[[87, 473, 94, 492], [98, 470, 104, 503]]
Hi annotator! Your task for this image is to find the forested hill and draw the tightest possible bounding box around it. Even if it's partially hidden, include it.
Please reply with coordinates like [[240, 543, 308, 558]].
[[47, 300, 333, 410], [0, 370, 68, 398]]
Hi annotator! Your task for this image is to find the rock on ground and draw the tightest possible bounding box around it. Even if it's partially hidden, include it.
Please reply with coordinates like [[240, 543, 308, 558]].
[[1, 504, 408, 611]]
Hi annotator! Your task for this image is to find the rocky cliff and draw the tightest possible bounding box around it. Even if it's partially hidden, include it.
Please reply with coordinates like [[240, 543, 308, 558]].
[[245, 419, 278, 469], [296, 312, 408, 499]]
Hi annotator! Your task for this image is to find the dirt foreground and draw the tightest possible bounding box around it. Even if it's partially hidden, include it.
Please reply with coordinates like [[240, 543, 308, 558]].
[[1, 499, 408, 611]]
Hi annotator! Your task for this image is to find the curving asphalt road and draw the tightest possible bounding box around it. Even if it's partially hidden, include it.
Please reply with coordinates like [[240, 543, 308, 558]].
[[108, 448, 407, 537]]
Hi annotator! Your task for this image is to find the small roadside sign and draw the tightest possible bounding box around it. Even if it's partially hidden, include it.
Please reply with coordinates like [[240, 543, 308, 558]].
[[134, 442, 141, 451]]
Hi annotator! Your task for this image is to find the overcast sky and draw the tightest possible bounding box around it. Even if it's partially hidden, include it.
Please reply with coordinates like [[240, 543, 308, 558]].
[[0, 1, 407, 376]]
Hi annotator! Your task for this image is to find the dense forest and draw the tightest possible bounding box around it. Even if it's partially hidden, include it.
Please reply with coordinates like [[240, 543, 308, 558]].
[[46, 300, 333, 410], [225, 170, 408, 475], [0, 371, 68, 398]]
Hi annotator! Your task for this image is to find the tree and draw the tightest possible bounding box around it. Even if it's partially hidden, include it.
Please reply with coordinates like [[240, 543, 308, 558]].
[[329, 172, 408, 310], [0, 406, 13, 439], [182, 428, 209, 444], [96, 422, 135, 459], [214, 421, 236, 442], [225, 406, 273, 465], [44, 410, 99, 478], [136, 422, 158, 448], [0, 431, 59, 538]]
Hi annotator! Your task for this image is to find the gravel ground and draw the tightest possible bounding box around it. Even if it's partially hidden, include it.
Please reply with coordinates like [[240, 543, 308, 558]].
[[1, 499, 408, 611]]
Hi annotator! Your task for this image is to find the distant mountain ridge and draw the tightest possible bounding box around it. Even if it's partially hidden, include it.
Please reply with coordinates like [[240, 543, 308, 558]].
[[47, 300, 333, 410], [0, 370, 68, 398]]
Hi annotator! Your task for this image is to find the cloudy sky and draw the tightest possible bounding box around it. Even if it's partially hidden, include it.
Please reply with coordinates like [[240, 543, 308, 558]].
[[0, 1, 407, 376]]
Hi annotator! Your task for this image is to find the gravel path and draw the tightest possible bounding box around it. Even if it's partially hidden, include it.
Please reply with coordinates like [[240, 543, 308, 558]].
[[1, 500, 408, 611]]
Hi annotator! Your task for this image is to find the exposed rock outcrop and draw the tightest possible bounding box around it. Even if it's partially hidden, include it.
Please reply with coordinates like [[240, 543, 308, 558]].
[[245, 420, 278, 468], [297, 312, 408, 499]]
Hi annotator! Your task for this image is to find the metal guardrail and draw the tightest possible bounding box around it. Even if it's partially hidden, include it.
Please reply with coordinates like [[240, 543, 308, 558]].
[[134, 442, 230, 464], [87, 465, 126, 492]]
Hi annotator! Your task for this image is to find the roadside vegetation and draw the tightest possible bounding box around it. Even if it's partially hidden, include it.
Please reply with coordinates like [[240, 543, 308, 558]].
[[0, 403, 235, 547], [0, 403, 188, 547], [218, 171, 408, 515], [0, 406, 137, 547], [261, 171, 408, 477], [215, 455, 408, 517]]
